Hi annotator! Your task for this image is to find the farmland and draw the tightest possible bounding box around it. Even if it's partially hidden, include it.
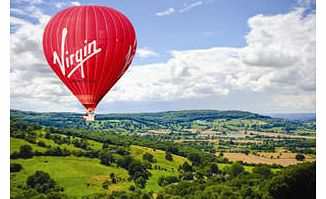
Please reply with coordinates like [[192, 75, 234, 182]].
[[10, 110, 316, 198], [222, 152, 315, 167]]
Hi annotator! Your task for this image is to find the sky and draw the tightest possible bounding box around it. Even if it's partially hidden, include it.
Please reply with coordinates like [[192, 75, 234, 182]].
[[10, 0, 316, 114]]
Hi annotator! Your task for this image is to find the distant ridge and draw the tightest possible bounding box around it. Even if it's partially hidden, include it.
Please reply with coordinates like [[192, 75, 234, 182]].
[[10, 109, 271, 127]]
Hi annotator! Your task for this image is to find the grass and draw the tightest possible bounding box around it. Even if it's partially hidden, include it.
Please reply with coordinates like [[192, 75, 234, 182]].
[[130, 145, 188, 192], [130, 145, 188, 170], [11, 156, 133, 198], [10, 137, 47, 153], [10, 138, 189, 196], [37, 130, 103, 151], [217, 163, 254, 172], [146, 170, 178, 192]]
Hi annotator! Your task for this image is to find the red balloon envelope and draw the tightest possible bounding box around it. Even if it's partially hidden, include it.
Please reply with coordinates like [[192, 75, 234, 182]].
[[42, 6, 137, 113]]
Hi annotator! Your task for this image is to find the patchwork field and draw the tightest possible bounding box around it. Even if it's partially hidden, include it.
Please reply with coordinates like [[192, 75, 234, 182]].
[[222, 152, 315, 166]]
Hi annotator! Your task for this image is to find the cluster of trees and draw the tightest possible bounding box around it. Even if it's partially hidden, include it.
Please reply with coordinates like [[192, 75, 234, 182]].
[[10, 144, 71, 159], [89, 162, 315, 199], [155, 162, 315, 199], [11, 145, 34, 159], [111, 156, 151, 188], [12, 171, 67, 199]]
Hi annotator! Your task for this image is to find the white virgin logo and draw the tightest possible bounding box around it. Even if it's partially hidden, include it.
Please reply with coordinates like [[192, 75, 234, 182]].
[[53, 28, 102, 79]]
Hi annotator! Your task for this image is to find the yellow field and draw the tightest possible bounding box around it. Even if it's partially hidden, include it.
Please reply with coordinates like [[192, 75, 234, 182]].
[[222, 152, 315, 167]]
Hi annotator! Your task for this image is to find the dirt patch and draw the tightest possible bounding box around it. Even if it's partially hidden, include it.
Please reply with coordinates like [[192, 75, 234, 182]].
[[222, 152, 315, 167]]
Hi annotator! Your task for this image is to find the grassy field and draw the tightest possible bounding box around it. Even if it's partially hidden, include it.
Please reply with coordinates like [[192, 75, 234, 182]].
[[10, 137, 47, 153], [10, 138, 191, 196], [11, 156, 133, 198], [37, 130, 103, 151], [130, 145, 188, 170], [130, 145, 188, 192]]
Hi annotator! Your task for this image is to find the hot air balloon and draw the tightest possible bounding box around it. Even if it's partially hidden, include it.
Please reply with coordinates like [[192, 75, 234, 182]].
[[42, 6, 137, 121]]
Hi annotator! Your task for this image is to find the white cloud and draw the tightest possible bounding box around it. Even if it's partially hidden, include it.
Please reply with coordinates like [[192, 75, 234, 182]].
[[136, 47, 159, 58], [105, 8, 315, 112], [179, 1, 203, 13], [10, 5, 315, 113], [241, 8, 315, 91], [156, 7, 175, 17], [156, 1, 204, 17], [55, 2, 65, 8], [10, 8, 26, 15], [70, 1, 81, 6], [55, 1, 80, 9]]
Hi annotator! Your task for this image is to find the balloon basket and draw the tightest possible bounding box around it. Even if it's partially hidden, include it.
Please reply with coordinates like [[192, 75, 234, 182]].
[[83, 111, 95, 121]]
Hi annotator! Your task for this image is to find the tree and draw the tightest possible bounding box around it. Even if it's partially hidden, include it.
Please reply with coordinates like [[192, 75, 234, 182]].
[[143, 152, 154, 163], [165, 151, 173, 161], [158, 176, 165, 186], [117, 156, 133, 169], [228, 162, 244, 177], [267, 162, 315, 199], [295, 154, 305, 161], [19, 145, 33, 159], [10, 163, 23, 173], [128, 160, 150, 180], [27, 171, 58, 193], [102, 143, 109, 149], [102, 180, 109, 189], [100, 150, 115, 166], [37, 141, 46, 147], [210, 163, 220, 174], [129, 185, 136, 191], [10, 151, 20, 159], [188, 153, 201, 165], [109, 172, 117, 184], [135, 176, 146, 188], [252, 165, 272, 178], [181, 162, 193, 172]]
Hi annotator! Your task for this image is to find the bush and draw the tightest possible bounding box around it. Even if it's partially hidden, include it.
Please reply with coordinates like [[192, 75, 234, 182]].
[[102, 180, 109, 189], [252, 165, 272, 178], [27, 171, 59, 193], [209, 163, 220, 174], [143, 152, 154, 163], [37, 141, 46, 147], [267, 162, 315, 199], [165, 151, 173, 161], [129, 185, 136, 191], [10, 163, 23, 173], [295, 154, 305, 161], [158, 175, 180, 186], [100, 150, 115, 166], [19, 145, 33, 159], [10, 151, 20, 159], [228, 162, 244, 177]]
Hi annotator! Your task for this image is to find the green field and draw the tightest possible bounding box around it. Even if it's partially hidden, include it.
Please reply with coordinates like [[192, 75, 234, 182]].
[[10, 137, 47, 153], [130, 145, 189, 192], [11, 156, 133, 198], [10, 139, 191, 197]]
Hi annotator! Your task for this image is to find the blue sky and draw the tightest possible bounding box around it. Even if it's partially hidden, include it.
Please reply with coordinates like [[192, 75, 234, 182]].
[[10, 0, 316, 114]]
